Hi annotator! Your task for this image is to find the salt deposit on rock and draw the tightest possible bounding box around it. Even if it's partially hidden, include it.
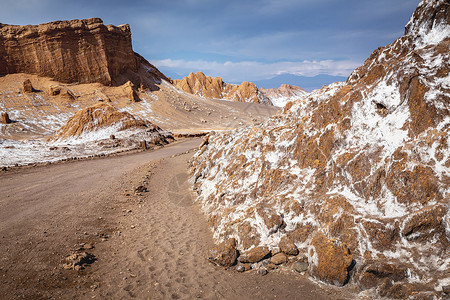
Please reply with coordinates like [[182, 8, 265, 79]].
[[190, 0, 449, 298], [260, 84, 309, 107], [50, 102, 162, 142]]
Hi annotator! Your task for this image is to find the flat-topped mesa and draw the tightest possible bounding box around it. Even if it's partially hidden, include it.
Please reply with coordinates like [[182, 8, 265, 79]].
[[0, 18, 168, 87], [173, 72, 272, 105]]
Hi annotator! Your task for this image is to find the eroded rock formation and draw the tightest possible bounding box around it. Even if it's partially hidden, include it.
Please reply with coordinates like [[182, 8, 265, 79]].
[[173, 72, 272, 105], [50, 102, 156, 141], [190, 0, 449, 298], [0, 18, 169, 88]]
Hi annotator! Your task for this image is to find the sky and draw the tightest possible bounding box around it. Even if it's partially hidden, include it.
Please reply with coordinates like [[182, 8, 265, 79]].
[[0, 0, 420, 88]]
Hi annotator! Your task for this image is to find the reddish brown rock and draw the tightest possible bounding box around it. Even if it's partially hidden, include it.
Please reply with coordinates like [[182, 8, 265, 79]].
[[48, 86, 75, 100], [270, 252, 288, 265], [123, 81, 140, 102], [173, 72, 271, 105], [238, 246, 270, 263], [278, 236, 298, 256], [401, 204, 447, 241], [356, 261, 407, 290], [1, 112, 11, 124], [310, 234, 353, 286], [22, 79, 34, 93], [208, 238, 238, 268]]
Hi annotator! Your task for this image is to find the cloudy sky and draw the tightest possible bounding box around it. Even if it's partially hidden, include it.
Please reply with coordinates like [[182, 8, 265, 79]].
[[1, 0, 419, 87]]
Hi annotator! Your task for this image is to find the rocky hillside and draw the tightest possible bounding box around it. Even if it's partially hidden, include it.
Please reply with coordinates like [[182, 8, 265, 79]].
[[50, 102, 164, 142], [173, 72, 272, 105], [0, 18, 168, 87], [260, 84, 308, 107], [190, 0, 449, 298]]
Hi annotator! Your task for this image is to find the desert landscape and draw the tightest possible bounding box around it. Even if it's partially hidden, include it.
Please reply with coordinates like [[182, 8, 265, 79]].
[[1, 0, 449, 299]]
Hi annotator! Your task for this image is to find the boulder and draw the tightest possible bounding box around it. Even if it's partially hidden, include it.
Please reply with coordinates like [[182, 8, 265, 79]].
[[123, 81, 140, 102], [22, 79, 34, 93], [270, 252, 288, 265], [309, 234, 353, 286], [48, 86, 75, 100], [238, 246, 270, 263], [208, 238, 238, 268], [1, 112, 11, 124], [356, 261, 408, 290], [279, 236, 298, 256]]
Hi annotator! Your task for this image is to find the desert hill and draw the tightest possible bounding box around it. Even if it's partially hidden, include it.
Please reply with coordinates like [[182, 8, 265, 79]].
[[173, 72, 272, 105], [191, 0, 449, 298], [259, 84, 308, 107]]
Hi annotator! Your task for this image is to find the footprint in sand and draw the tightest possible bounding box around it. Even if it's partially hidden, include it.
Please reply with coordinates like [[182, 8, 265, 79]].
[[167, 173, 194, 207]]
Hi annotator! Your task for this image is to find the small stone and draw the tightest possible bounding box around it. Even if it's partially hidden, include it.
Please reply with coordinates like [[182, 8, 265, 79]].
[[271, 247, 281, 256], [257, 269, 268, 276], [1, 112, 11, 124], [293, 261, 309, 273], [131, 225, 135, 229], [23, 79, 34, 93], [235, 265, 245, 272], [110, 134, 116, 140], [443, 285, 450, 294]]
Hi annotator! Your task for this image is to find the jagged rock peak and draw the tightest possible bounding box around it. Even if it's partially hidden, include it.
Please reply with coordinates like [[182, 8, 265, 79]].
[[405, 0, 450, 39], [173, 72, 272, 105]]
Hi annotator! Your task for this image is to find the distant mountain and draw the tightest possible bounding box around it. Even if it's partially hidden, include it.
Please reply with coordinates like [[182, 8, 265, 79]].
[[253, 74, 348, 92]]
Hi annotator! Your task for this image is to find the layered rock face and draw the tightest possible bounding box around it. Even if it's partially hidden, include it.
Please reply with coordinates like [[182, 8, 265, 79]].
[[190, 0, 449, 298], [173, 72, 272, 105], [0, 18, 168, 87], [260, 84, 308, 107]]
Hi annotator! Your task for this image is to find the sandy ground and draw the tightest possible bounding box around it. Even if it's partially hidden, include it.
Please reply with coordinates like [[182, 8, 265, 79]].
[[0, 139, 355, 299]]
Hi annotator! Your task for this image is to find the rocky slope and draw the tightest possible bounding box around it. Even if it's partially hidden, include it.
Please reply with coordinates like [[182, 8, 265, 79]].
[[50, 102, 168, 143], [260, 84, 308, 107], [190, 0, 450, 298], [173, 72, 272, 105], [0, 18, 168, 87]]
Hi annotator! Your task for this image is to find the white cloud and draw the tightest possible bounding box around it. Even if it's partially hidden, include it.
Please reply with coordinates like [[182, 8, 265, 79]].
[[151, 58, 360, 82]]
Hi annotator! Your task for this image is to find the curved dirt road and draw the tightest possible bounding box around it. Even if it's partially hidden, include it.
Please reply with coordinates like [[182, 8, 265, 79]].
[[0, 139, 353, 299]]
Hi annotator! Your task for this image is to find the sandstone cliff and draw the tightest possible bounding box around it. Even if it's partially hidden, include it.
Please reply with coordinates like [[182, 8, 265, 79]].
[[173, 72, 272, 105], [190, 0, 449, 298], [260, 84, 308, 107], [0, 18, 168, 88]]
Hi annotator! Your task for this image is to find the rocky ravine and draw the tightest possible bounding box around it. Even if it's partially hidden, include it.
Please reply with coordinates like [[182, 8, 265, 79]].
[[173, 71, 273, 105], [190, 0, 450, 299]]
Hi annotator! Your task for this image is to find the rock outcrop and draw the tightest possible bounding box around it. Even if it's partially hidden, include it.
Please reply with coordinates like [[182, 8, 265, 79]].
[[260, 84, 308, 107], [1, 112, 11, 124], [173, 72, 272, 105], [0, 18, 169, 88], [190, 0, 449, 297], [50, 102, 156, 141]]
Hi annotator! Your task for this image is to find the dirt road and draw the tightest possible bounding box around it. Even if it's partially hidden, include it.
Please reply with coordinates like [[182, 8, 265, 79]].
[[0, 139, 353, 299]]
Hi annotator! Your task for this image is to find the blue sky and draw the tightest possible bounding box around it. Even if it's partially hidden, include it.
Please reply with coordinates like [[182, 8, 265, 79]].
[[1, 0, 419, 87]]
